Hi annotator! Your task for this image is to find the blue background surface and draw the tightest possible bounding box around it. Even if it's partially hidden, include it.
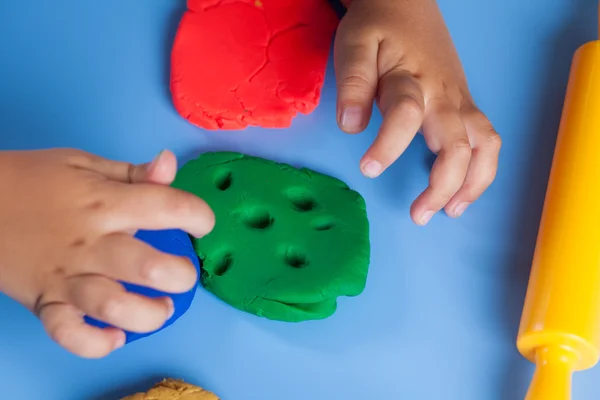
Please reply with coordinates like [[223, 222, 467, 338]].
[[0, 0, 597, 399]]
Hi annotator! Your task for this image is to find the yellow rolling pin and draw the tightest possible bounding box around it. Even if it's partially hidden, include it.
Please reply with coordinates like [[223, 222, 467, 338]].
[[516, 10, 600, 400]]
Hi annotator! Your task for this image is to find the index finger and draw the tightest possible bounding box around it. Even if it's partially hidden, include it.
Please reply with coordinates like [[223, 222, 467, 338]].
[[360, 71, 424, 178], [98, 182, 215, 238]]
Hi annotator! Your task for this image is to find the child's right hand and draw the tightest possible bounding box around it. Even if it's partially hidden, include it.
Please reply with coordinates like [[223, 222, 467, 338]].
[[334, 0, 501, 225], [0, 149, 214, 358]]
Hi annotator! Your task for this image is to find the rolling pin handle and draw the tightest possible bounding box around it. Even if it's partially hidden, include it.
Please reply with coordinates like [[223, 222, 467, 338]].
[[525, 346, 578, 400]]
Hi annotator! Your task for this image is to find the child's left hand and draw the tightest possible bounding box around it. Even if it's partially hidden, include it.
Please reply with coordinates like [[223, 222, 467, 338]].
[[334, 0, 501, 225]]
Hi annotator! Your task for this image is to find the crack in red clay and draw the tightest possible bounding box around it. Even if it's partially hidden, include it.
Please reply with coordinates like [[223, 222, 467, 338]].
[[271, 23, 309, 42], [173, 0, 336, 129], [248, 23, 309, 84], [198, 0, 242, 13], [230, 86, 253, 117]]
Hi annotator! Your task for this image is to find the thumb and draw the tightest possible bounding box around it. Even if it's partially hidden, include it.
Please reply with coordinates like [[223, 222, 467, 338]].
[[80, 149, 178, 185], [130, 150, 178, 185], [333, 17, 378, 134], [129, 150, 177, 185]]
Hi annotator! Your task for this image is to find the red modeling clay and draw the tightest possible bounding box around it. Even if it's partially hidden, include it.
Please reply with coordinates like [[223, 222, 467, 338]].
[[170, 0, 339, 130]]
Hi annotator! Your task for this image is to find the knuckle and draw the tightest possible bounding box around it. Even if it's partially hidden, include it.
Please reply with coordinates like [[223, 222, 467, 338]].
[[340, 74, 375, 93], [63, 149, 93, 167], [97, 295, 123, 321], [87, 204, 116, 231], [449, 137, 472, 156], [484, 131, 502, 151], [396, 96, 423, 120], [463, 107, 502, 151], [139, 256, 162, 284], [63, 148, 87, 159]]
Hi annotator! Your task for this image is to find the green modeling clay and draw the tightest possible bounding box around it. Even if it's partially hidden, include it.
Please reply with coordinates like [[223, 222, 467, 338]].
[[172, 152, 370, 322]]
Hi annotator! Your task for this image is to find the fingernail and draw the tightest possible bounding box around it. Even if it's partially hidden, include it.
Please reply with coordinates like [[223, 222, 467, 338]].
[[418, 210, 435, 226], [113, 331, 126, 350], [148, 150, 165, 173], [165, 297, 175, 320], [361, 160, 382, 178], [453, 202, 470, 217], [340, 106, 364, 131]]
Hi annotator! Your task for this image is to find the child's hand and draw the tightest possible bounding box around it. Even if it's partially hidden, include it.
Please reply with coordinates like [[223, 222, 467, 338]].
[[0, 149, 214, 358], [334, 0, 501, 225]]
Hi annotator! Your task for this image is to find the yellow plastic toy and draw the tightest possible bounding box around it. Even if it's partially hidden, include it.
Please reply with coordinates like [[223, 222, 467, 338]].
[[516, 6, 600, 400]]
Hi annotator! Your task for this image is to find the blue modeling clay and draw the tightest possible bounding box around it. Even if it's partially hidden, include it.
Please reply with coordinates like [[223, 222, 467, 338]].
[[85, 229, 200, 344]]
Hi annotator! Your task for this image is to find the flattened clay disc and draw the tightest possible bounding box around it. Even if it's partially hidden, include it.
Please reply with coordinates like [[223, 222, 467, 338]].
[[172, 152, 370, 322], [170, 0, 339, 130], [85, 229, 200, 344]]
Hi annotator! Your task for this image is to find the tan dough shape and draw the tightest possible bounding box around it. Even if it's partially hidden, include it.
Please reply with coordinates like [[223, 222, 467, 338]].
[[121, 379, 219, 400]]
